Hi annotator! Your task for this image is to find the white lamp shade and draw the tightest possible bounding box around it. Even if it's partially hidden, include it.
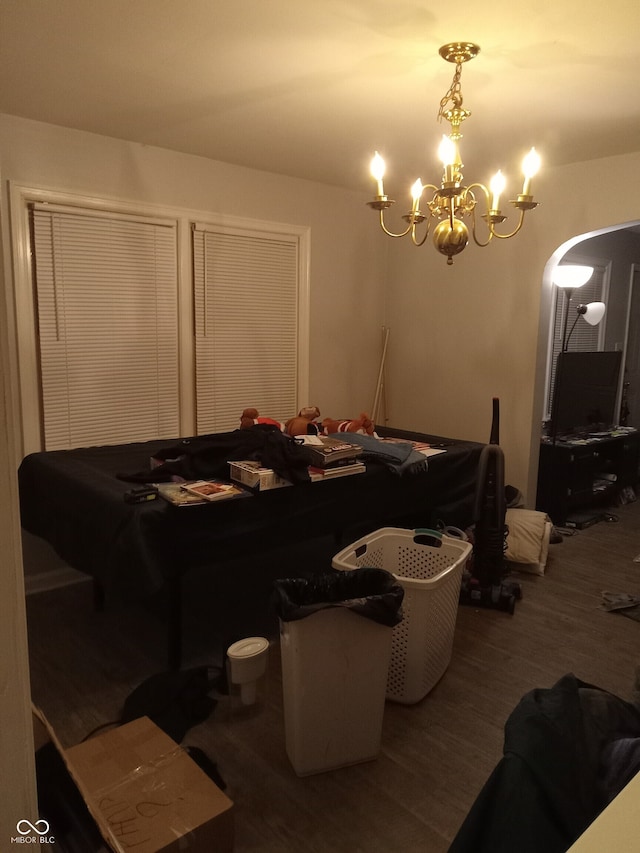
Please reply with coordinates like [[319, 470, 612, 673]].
[[582, 301, 606, 326], [552, 264, 594, 289]]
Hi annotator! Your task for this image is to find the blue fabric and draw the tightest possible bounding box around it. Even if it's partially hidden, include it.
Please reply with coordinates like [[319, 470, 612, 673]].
[[328, 433, 428, 475]]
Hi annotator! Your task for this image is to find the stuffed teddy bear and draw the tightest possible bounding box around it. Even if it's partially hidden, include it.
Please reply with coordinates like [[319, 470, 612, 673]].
[[239, 406, 321, 436], [239, 407, 285, 431], [284, 406, 321, 437], [322, 413, 376, 436], [240, 406, 374, 437]]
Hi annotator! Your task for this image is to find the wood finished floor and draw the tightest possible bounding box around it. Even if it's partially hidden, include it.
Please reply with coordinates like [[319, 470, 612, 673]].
[[26, 502, 640, 852]]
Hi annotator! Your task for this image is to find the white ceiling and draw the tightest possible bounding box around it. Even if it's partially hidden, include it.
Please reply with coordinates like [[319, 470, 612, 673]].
[[1, 0, 640, 196]]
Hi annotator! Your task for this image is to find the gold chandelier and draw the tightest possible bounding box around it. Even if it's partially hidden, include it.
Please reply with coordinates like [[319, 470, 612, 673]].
[[367, 42, 541, 265]]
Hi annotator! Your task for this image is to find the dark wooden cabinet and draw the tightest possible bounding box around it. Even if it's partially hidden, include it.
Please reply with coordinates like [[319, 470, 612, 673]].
[[536, 430, 639, 525]]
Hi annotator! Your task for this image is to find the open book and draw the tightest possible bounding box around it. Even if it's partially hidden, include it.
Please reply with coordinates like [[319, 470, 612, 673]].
[[181, 480, 250, 501], [155, 480, 251, 506]]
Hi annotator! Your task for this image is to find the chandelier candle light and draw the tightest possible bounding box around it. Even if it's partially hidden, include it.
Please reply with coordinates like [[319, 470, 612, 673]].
[[368, 42, 541, 265]]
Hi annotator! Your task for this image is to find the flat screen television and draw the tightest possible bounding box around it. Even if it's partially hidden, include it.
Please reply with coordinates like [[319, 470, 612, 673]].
[[550, 350, 622, 437]]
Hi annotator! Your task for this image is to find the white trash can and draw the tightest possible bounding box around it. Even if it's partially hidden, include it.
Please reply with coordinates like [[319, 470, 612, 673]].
[[275, 568, 403, 777]]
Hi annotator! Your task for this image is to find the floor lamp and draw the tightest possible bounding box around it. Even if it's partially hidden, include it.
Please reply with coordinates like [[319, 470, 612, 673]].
[[551, 264, 595, 444], [552, 264, 595, 351], [564, 300, 606, 351]]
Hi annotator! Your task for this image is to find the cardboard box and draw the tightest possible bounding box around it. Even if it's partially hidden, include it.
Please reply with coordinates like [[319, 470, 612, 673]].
[[33, 708, 234, 853], [229, 460, 292, 491]]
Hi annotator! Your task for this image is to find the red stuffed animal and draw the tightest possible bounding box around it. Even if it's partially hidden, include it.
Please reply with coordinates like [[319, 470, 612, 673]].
[[285, 406, 321, 437], [240, 406, 374, 437], [239, 407, 285, 431], [239, 406, 322, 436], [321, 413, 376, 436]]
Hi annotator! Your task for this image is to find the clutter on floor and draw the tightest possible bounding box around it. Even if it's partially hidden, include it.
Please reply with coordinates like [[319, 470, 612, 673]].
[[600, 591, 640, 623], [33, 707, 234, 853], [448, 673, 640, 853], [504, 508, 553, 576]]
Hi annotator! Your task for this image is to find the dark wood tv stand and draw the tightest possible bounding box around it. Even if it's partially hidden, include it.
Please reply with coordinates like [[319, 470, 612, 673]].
[[536, 429, 639, 525]]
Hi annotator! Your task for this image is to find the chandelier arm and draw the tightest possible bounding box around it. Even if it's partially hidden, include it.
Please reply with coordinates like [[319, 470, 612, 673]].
[[465, 183, 489, 205], [410, 215, 435, 247], [408, 186, 441, 245], [470, 228, 494, 248], [378, 209, 414, 239], [465, 182, 528, 244], [484, 208, 527, 240], [468, 208, 494, 248]]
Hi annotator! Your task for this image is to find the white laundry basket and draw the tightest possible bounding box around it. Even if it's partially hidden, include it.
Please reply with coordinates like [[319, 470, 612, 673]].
[[332, 528, 471, 704]]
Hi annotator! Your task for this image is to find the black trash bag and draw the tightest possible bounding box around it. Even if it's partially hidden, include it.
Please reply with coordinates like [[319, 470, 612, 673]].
[[273, 567, 404, 627]]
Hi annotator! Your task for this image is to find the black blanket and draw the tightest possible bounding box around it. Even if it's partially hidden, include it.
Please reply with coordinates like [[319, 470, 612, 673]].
[[118, 424, 314, 485]]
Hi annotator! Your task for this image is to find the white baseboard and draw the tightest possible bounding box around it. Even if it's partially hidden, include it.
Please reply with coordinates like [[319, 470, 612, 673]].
[[24, 566, 90, 596]]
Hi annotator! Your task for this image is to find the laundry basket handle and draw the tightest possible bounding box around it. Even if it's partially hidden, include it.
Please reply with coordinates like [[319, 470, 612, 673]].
[[413, 528, 443, 547]]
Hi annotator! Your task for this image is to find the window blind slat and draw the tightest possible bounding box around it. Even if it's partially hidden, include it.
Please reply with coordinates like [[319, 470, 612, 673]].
[[32, 206, 179, 450], [193, 228, 299, 433]]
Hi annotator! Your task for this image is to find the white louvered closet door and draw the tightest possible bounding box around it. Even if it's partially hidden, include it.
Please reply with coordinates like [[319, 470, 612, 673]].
[[193, 225, 299, 433], [31, 205, 179, 450]]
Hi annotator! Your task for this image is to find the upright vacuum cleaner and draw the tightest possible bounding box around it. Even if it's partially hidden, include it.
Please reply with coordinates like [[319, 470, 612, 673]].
[[459, 398, 522, 614]]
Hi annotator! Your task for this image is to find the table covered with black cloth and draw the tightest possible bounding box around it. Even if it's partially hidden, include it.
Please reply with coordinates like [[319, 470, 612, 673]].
[[19, 426, 483, 665], [19, 427, 483, 599]]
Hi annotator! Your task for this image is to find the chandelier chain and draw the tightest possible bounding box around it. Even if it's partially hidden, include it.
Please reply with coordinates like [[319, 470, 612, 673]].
[[438, 60, 464, 122]]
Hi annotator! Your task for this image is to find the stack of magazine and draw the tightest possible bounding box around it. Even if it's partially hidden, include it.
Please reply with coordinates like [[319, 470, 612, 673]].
[[303, 436, 366, 481]]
